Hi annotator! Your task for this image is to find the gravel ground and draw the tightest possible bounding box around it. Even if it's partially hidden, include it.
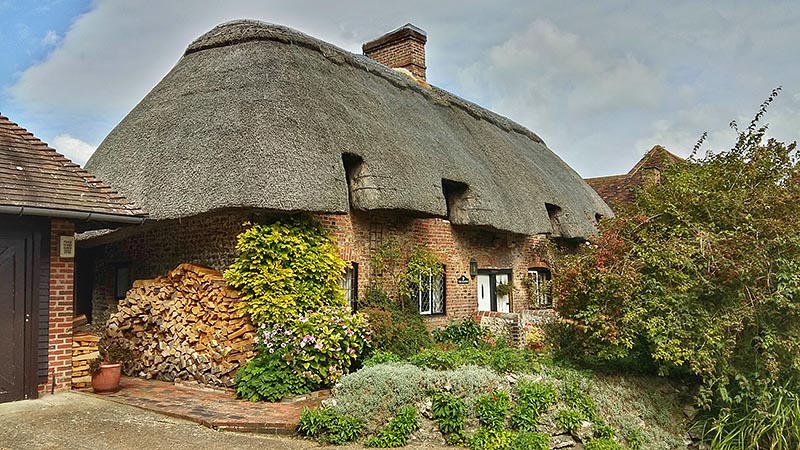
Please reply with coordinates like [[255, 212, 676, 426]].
[[0, 393, 448, 450]]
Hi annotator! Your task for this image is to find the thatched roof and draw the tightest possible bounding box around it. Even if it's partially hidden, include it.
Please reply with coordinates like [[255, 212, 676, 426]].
[[86, 20, 610, 238]]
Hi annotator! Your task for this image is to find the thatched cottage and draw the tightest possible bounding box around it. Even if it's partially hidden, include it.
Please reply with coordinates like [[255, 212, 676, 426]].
[[80, 20, 611, 330], [0, 114, 145, 402]]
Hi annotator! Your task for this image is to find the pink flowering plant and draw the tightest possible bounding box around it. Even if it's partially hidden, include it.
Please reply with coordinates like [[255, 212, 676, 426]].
[[256, 306, 371, 385]]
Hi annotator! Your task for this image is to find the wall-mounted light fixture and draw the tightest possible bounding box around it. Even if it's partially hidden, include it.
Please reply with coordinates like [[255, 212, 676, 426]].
[[469, 257, 478, 278]]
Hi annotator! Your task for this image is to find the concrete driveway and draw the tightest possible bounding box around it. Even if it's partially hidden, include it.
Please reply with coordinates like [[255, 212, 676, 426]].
[[0, 392, 314, 450], [0, 393, 450, 450]]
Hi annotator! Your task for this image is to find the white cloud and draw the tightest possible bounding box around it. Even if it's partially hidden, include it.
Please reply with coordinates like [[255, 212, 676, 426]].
[[6, 0, 800, 178], [41, 30, 60, 47], [52, 134, 96, 166]]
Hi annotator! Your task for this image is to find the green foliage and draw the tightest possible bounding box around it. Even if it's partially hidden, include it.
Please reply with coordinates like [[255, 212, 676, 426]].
[[511, 431, 550, 450], [297, 406, 364, 444], [361, 288, 434, 358], [364, 405, 420, 447], [397, 245, 444, 301], [332, 363, 502, 427], [593, 420, 615, 439], [407, 346, 541, 374], [510, 381, 556, 431], [363, 350, 401, 366], [624, 427, 644, 450], [553, 88, 800, 444], [431, 391, 466, 435], [562, 380, 598, 421], [475, 390, 510, 430], [584, 437, 622, 450], [704, 382, 800, 450], [555, 408, 584, 431], [234, 350, 311, 402], [469, 427, 513, 450], [256, 306, 370, 386], [224, 217, 347, 326], [433, 317, 488, 347], [495, 282, 512, 298]]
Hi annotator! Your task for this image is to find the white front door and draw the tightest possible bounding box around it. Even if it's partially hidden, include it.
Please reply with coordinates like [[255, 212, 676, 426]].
[[477, 274, 491, 311], [495, 273, 510, 313]]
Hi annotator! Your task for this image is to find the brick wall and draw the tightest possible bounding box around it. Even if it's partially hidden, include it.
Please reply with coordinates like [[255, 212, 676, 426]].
[[90, 211, 249, 325], [38, 219, 75, 394], [91, 210, 553, 330], [319, 211, 549, 328]]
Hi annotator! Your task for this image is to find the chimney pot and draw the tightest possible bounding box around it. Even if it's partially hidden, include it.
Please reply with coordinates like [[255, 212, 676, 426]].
[[363, 23, 427, 81]]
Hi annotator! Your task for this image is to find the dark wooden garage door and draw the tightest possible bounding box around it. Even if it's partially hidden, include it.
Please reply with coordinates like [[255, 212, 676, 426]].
[[0, 236, 28, 403]]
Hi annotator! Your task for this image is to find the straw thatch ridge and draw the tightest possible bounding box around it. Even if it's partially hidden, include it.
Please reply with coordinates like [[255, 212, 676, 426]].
[[86, 20, 611, 238]]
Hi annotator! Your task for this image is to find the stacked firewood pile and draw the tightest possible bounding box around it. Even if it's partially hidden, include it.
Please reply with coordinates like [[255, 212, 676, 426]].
[[106, 264, 256, 388], [72, 331, 100, 388]]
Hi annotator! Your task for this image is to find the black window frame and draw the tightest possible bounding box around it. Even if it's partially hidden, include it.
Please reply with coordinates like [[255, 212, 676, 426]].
[[341, 262, 359, 312]]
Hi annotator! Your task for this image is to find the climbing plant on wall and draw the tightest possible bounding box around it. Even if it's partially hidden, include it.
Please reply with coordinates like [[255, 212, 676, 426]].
[[224, 216, 348, 326]]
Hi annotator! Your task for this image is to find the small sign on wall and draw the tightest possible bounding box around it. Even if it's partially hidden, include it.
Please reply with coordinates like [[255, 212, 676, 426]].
[[456, 275, 470, 285], [59, 236, 76, 258]]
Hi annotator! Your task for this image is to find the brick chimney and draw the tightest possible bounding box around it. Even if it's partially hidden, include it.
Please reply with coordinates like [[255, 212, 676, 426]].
[[363, 23, 427, 81]]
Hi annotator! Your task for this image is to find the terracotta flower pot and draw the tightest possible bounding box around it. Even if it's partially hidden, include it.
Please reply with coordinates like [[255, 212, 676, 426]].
[[91, 363, 122, 393]]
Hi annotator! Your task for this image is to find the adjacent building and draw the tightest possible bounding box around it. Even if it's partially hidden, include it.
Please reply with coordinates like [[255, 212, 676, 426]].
[[0, 115, 145, 402]]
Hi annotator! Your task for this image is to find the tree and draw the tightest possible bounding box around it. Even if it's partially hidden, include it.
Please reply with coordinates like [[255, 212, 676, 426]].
[[554, 88, 800, 447]]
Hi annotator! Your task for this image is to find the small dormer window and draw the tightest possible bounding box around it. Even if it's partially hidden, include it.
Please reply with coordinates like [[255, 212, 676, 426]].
[[545, 203, 563, 236], [442, 179, 469, 223]]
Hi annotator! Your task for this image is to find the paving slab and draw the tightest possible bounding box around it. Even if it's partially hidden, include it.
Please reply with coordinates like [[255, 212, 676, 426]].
[[83, 376, 328, 434]]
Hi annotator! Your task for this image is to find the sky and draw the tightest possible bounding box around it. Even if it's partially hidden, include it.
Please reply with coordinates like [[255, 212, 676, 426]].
[[1, 1, 798, 177]]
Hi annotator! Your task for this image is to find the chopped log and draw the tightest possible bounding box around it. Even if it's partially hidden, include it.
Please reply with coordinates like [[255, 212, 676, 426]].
[[105, 263, 255, 388]]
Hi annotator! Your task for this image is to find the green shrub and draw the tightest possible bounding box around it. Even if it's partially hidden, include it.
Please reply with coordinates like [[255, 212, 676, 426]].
[[593, 420, 616, 439], [361, 287, 434, 358], [555, 408, 585, 432], [510, 381, 556, 431], [512, 431, 550, 450], [433, 318, 487, 347], [408, 348, 467, 370], [363, 350, 401, 367], [431, 391, 466, 435], [584, 437, 622, 450], [470, 427, 513, 450], [553, 90, 800, 450], [624, 427, 644, 450], [364, 405, 420, 447], [406, 346, 540, 374], [475, 390, 510, 430], [333, 363, 502, 426], [562, 381, 597, 421], [234, 350, 311, 402], [704, 383, 800, 450], [256, 305, 370, 385], [224, 217, 347, 326], [297, 406, 363, 444], [487, 346, 539, 374]]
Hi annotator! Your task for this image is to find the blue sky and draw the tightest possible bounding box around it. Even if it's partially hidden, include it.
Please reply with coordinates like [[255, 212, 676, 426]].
[[1, 1, 799, 177]]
